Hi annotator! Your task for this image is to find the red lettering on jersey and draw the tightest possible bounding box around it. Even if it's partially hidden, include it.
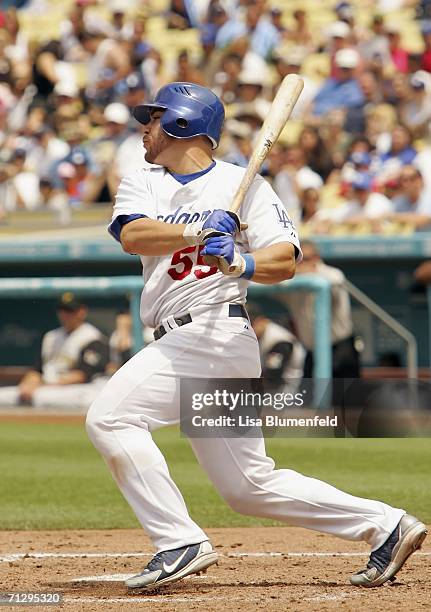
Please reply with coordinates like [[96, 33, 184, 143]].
[[168, 246, 218, 281]]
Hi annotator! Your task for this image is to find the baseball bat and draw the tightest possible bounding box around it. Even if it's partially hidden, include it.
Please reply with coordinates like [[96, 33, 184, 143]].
[[203, 73, 304, 266]]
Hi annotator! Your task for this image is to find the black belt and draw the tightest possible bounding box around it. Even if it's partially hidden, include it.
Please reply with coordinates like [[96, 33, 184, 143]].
[[153, 304, 248, 341]]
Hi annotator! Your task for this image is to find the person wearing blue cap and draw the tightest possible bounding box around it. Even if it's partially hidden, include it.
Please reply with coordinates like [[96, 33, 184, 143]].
[[323, 172, 392, 227]]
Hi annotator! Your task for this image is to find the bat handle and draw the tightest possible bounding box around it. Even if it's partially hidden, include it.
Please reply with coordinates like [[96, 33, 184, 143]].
[[202, 254, 220, 267]]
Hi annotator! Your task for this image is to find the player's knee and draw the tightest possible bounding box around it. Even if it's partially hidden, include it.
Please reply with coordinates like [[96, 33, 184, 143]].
[[220, 478, 260, 515], [85, 402, 109, 447]]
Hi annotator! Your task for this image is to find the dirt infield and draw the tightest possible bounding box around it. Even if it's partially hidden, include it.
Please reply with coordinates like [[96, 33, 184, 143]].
[[1, 528, 429, 611]]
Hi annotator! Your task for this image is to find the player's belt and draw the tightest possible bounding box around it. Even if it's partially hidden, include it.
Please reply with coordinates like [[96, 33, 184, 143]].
[[153, 304, 248, 341]]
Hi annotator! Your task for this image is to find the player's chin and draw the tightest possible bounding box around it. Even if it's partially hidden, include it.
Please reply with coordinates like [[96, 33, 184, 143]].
[[144, 150, 156, 164]]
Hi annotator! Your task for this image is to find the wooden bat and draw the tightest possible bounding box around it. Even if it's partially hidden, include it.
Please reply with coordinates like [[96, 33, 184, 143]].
[[203, 73, 304, 266]]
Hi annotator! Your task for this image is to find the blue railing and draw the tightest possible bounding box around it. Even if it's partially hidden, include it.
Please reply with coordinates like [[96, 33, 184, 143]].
[[0, 275, 332, 379]]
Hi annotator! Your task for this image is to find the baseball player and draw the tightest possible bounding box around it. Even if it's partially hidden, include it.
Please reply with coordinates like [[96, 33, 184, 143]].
[[0, 293, 109, 410], [86, 82, 427, 591]]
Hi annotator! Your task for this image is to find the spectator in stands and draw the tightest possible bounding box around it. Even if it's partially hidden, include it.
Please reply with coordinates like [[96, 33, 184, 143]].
[[358, 14, 390, 66], [222, 118, 253, 167], [273, 146, 323, 225], [81, 28, 130, 105], [199, 2, 228, 62], [283, 240, 361, 379], [288, 9, 314, 49], [215, 3, 280, 59], [110, 123, 150, 190], [340, 147, 373, 184], [298, 126, 335, 182], [269, 7, 288, 39], [2, 8, 29, 66], [121, 71, 147, 111], [344, 70, 382, 134], [299, 187, 322, 232], [387, 24, 409, 73], [0, 293, 109, 410], [374, 124, 417, 182], [0, 147, 40, 212], [399, 71, 431, 138], [285, 145, 324, 192], [108, 0, 134, 41], [248, 303, 305, 392], [59, 1, 87, 61], [166, 0, 197, 30], [271, 47, 319, 119], [233, 65, 271, 117], [50, 81, 82, 131], [173, 49, 204, 85], [420, 20, 431, 72], [325, 20, 352, 79], [57, 148, 102, 206], [390, 166, 431, 230], [127, 16, 152, 71], [323, 173, 393, 227], [308, 48, 364, 124], [212, 52, 242, 104], [37, 176, 71, 225], [413, 122, 431, 191], [31, 40, 69, 103]]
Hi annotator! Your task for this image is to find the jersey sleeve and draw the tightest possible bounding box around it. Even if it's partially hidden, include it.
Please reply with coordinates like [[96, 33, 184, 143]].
[[75, 339, 110, 382], [241, 176, 302, 260], [262, 340, 294, 382], [108, 171, 156, 243]]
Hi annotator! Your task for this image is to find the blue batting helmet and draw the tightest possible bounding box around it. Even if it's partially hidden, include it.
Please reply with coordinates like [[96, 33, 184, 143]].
[[133, 82, 225, 149]]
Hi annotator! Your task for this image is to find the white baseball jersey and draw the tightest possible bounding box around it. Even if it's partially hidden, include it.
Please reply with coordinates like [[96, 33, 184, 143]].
[[109, 160, 301, 328], [41, 322, 104, 383]]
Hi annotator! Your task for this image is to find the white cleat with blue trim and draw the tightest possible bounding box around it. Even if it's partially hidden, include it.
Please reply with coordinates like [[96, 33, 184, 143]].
[[126, 541, 218, 590]]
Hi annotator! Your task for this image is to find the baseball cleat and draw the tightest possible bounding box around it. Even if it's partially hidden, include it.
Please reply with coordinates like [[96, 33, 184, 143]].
[[125, 541, 218, 590], [350, 514, 428, 587]]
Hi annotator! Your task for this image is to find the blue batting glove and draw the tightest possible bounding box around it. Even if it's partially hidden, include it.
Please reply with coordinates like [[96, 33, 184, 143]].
[[202, 210, 241, 235], [202, 235, 254, 278], [201, 235, 235, 264]]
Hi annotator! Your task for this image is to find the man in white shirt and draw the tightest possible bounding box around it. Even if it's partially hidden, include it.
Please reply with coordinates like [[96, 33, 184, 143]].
[[0, 293, 109, 410], [284, 240, 360, 379]]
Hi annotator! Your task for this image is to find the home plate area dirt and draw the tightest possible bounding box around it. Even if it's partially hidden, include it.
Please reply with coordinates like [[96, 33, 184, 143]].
[[1, 528, 429, 611]]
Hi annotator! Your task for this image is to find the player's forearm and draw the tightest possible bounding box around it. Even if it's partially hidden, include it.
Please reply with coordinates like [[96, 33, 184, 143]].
[[249, 242, 296, 284], [55, 370, 87, 385], [391, 213, 431, 228], [19, 370, 43, 387], [121, 218, 188, 255]]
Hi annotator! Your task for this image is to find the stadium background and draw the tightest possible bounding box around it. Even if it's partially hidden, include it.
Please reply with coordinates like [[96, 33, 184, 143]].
[[1, 1, 431, 609]]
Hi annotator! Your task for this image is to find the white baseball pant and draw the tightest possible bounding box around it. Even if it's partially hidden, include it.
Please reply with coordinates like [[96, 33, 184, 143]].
[[86, 305, 404, 552], [0, 379, 107, 411]]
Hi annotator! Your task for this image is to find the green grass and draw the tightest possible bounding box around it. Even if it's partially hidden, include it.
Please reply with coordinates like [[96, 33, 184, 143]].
[[0, 423, 430, 529]]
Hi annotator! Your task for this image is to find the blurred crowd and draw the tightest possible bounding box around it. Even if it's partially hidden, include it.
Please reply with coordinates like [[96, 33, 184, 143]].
[[1, 0, 431, 234]]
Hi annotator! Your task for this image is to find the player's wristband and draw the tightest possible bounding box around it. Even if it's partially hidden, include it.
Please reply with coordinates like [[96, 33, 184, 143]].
[[240, 254, 255, 280]]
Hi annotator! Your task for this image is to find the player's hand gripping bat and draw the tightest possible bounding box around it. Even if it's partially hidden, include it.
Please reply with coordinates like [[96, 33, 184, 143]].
[[202, 73, 304, 267]]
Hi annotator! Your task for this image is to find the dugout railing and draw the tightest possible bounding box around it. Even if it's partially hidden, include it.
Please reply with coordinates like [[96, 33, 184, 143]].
[[0, 274, 332, 384]]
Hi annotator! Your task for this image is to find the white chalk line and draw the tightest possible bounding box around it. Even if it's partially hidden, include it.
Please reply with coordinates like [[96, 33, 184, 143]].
[[1, 550, 430, 563], [305, 591, 356, 603], [1, 550, 431, 563], [63, 595, 238, 605], [69, 573, 212, 582]]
